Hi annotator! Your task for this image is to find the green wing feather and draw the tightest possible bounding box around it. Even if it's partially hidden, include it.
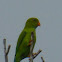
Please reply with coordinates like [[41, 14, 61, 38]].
[[16, 30, 26, 54], [14, 30, 26, 62]]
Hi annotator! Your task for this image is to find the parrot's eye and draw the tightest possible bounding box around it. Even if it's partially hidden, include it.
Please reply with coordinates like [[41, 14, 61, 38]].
[[33, 19, 35, 21]]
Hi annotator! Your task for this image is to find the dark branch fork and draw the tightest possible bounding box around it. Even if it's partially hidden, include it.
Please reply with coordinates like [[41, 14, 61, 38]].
[[3, 39, 11, 62]]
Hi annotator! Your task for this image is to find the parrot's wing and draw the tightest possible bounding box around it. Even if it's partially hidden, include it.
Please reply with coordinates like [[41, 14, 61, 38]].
[[16, 30, 26, 53]]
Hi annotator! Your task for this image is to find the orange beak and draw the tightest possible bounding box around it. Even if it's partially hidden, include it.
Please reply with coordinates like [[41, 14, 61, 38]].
[[37, 22, 40, 26]]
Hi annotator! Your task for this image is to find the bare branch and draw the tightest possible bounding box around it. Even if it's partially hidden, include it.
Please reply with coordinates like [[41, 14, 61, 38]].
[[6, 45, 11, 56], [29, 32, 42, 62], [41, 57, 45, 62], [3, 39, 6, 54], [3, 39, 7, 62], [3, 39, 11, 62], [29, 32, 34, 62]]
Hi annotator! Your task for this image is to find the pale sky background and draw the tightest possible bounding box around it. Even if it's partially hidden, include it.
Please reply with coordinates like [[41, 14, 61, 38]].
[[0, 0, 62, 62]]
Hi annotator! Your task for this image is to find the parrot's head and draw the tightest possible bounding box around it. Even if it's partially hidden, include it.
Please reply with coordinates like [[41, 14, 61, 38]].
[[25, 17, 40, 29]]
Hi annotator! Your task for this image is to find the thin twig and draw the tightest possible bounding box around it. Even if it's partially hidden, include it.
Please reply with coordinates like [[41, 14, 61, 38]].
[[3, 39, 7, 62], [3, 39, 11, 62], [41, 57, 45, 62], [6, 45, 11, 56]]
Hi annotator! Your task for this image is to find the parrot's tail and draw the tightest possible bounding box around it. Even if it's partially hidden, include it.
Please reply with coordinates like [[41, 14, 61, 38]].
[[14, 56, 21, 62], [14, 57, 16, 62]]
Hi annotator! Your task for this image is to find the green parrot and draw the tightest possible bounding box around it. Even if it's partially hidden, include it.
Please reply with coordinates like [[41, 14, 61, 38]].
[[14, 17, 40, 62]]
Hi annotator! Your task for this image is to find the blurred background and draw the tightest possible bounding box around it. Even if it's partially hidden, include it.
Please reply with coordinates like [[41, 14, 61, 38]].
[[0, 0, 62, 62]]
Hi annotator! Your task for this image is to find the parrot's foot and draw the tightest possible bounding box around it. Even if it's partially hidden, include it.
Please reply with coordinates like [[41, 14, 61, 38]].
[[29, 40, 32, 43], [28, 53, 37, 57], [28, 54, 30, 57], [33, 53, 37, 56], [28, 43, 31, 46], [29, 49, 42, 60], [28, 40, 33, 46]]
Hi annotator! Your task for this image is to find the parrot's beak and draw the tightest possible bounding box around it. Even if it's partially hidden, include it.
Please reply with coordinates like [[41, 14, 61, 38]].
[[37, 22, 40, 26]]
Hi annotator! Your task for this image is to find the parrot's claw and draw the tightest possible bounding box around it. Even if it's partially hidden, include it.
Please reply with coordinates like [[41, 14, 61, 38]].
[[29, 40, 32, 42], [33, 53, 37, 56], [28, 40, 33, 46], [28, 43, 31, 46], [28, 53, 37, 57], [28, 54, 30, 57]]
